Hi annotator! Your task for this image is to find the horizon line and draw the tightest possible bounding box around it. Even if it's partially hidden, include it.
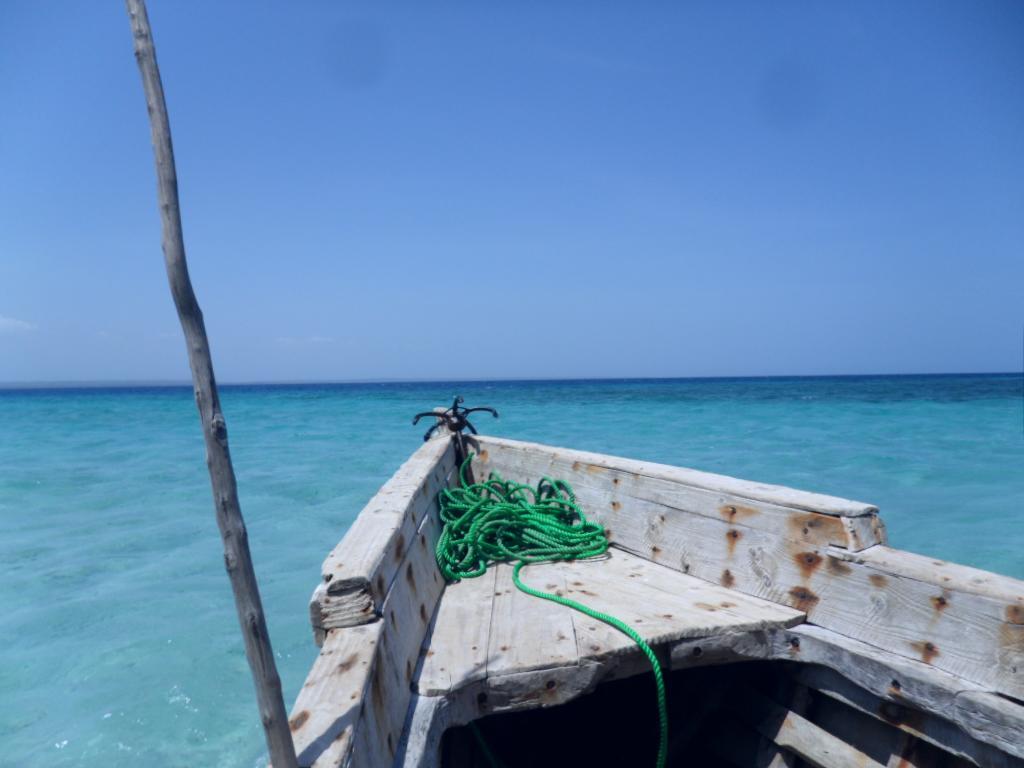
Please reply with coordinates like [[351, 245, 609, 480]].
[[0, 370, 1018, 391]]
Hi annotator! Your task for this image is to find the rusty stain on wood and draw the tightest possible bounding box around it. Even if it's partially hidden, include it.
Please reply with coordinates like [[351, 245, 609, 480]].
[[930, 594, 950, 613], [1006, 604, 1024, 625], [910, 641, 940, 664], [611, 501, 622, 511], [336, 653, 359, 674], [721, 569, 736, 588], [793, 551, 823, 578], [288, 710, 309, 731], [720, 504, 759, 521], [868, 574, 888, 588], [825, 555, 853, 575], [788, 511, 845, 541], [726, 528, 742, 555], [788, 586, 820, 611]]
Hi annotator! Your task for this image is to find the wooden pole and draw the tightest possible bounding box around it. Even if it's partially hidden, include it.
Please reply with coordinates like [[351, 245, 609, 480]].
[[124, 2, 298, 766]]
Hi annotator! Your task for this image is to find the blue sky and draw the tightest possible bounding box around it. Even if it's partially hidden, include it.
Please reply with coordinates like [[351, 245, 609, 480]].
[[1, 1, 1022, 382]]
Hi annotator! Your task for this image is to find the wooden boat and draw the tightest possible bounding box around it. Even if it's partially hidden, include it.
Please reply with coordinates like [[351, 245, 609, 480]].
[[286, 424, 1024, 767]]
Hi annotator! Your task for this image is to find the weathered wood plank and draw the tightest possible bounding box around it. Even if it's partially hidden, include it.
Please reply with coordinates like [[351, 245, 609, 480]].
[[472, 438, 883, 552], [311, 438, 455, 640], [953, 690, 1024, 763], [416, 548, 801, 699], [473, 436, 878, 516], [709, 720, 799, 768], [398, 664, 611, 768], [486, 563, 578, 677], [428, 549, 803, 687], [845, 544, 1024, 605], [350, 509, 448, 767], [804, 683, 908, 766], [396, 694, 446, 768], [472, 437, 881, 554], [556, 550, 804, 662], [289, 623, 382, 768], [737, 687, 886, 768], [415, 567, 497, 696]]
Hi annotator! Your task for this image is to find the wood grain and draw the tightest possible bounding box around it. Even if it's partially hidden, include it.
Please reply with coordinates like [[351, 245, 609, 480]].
[[738, 687, 886, 768]]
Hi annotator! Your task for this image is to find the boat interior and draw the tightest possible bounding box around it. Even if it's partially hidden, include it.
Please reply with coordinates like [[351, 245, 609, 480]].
[[441, 662, 981, 767]]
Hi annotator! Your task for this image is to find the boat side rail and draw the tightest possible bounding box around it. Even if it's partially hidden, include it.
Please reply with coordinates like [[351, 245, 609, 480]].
[[471, 435, 1024, 702]]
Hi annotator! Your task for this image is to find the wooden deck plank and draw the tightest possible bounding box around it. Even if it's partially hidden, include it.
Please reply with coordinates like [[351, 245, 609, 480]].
[[485, 563, 579, 677], [557, 549, 805, 662], [416, 548, 803, 696], [415, 567, 497, 696]]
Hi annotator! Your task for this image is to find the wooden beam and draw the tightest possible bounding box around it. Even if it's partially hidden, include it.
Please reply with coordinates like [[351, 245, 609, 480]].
[[737, 687, 886, 768], [124, 2, 296, 765], [472, 435, 883, 552], [311, 438, 455, 642], [708, 719, 798, 768], [473, 436, 880, 519], [796, 666, 1022, 768], [668, 624, 1024, 762]]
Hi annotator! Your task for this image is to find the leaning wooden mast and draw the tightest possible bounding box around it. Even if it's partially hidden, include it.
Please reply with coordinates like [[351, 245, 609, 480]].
[[124, 1, 298, 765]]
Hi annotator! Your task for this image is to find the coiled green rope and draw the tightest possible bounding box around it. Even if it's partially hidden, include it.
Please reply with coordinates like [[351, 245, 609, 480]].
[[435, 453, 668, 768]]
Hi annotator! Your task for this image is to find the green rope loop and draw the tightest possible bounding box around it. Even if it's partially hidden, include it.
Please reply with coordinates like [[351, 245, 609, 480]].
[[435, 453, 668, 768]]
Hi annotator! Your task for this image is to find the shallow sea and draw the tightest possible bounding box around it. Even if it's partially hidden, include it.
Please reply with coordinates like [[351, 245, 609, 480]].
[[1, 375, 1021, 766]]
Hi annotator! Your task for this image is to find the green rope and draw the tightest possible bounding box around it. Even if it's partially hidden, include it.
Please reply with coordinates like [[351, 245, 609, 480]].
[[435, 453, 668, 768]]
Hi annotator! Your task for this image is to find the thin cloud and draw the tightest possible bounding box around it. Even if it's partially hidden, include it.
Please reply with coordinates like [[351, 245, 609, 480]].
[[0, 315, 37, 334]]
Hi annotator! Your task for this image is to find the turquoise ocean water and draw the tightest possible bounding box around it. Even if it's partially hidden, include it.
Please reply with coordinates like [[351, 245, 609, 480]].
[[1, 374, 1022, 766]]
